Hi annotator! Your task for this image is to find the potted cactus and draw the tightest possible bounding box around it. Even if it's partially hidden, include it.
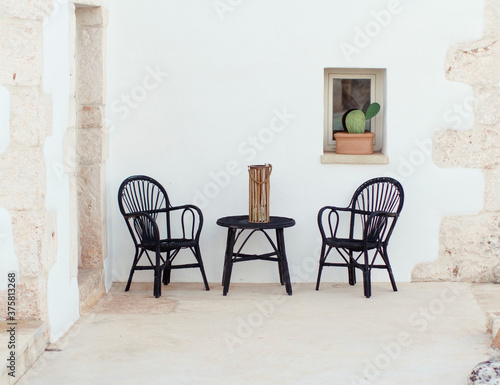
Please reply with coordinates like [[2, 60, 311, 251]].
[[334, 102, 381, 155]]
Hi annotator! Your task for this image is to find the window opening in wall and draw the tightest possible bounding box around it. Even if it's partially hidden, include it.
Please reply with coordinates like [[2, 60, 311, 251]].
[[324, 68, 386, 153]]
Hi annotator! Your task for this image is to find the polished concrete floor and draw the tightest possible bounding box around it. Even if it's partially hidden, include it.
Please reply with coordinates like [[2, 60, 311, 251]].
[[17, 281, 499, 385]]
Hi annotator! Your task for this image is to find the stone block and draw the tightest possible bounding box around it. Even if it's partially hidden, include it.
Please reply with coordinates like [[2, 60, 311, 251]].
[[484, 0, 500, 38], [76, 128, 104, 165], [77, 26, 105, 105], [78, 105, 104, 129], [411, 260, 456, 282], [484, 167, 500, 212], [0, 21, 43, 86], [441, 213, 500, 262], [11, 210, 45, 278], [78, 165, 105, 268], [432, 128, 500, 168], [474, 86, 500, 126], [0, 0, 54, 21], [76, 6, 104, 26], [456, 260, 495, 283], [0, 147, 45, 211], [412, 258, 495, 283], [445, 39, 500, 86], [9, 86, 52, 146], [17, 277, 47, 320]]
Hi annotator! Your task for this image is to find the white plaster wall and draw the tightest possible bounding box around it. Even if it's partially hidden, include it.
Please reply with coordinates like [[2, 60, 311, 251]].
[[43, 2, 80, 342], [107, 0, 484, 285]]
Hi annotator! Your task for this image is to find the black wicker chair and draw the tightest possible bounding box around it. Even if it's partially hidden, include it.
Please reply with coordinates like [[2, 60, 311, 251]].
[[118, 175, 210, 298], [316, 177, 404, 298]]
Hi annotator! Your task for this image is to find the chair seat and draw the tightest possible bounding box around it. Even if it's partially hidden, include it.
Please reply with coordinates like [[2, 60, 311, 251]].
[[325, 237, 378, 252], [143, 238, 197, 252]]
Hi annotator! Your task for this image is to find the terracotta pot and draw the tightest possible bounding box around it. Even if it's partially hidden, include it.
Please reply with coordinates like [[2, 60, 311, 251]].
[[334, 132, 375, 155]]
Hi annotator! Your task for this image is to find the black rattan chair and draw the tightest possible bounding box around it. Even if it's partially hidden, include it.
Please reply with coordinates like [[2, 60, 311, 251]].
[[118, 175, 210, 297], [316, 177, 404, 298]]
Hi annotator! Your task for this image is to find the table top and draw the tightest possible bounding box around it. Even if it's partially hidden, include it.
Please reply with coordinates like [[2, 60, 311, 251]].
[[216, 215, 295, 229]]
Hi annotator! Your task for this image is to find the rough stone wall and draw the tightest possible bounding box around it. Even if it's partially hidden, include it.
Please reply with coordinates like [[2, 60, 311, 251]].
[[75, 5, 108, 269], [0, 0, 56, 320], [412, 0, 500, 282]]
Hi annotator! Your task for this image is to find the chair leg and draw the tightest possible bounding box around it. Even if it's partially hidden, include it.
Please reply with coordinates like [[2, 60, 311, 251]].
[[348, 254, 356, 286], [162, 266, 171, 285], [162, 252, 171, 285], [382, 246, 397, 292], [315, 243, 327, 291], [363, 269, 371, 298], [153, 252, 162, 298], [194, 245, 210, 291], [125, 249, 142, 292], [361, 249, 372, 298]]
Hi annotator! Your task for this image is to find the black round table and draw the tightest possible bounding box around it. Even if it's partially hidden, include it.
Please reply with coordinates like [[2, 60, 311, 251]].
[[216, 215, 295, 296]]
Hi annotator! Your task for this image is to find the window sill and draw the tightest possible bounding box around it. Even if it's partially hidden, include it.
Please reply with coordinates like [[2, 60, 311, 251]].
[[321, 152, 389, 164]]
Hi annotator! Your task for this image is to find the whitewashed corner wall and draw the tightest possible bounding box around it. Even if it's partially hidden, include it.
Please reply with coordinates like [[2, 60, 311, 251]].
[[0, 0, 109, 343], [106, 0, 486, 287]]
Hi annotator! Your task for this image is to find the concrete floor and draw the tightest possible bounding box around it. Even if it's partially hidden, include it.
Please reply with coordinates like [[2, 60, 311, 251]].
[[17, 281, 499, 385]]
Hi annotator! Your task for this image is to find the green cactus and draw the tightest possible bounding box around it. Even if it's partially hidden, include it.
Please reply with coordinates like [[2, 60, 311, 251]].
[[365, 102, 380, 120], [345, 110, 366, 133], [345, 102, 381, 134]]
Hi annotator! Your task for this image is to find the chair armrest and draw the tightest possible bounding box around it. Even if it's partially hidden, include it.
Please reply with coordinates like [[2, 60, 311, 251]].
[[318, 205, 352, 239], [167, 204, 204, 240], [123, 211, 160, 247], [363, 211, 399, 243], [134, 205, 203, 240]]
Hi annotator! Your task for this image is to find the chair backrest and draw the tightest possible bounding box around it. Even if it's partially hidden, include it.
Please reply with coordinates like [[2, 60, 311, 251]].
[[118, 175, 170, 216], [350, 177, 404, 242], [118, 175, 170, 244]]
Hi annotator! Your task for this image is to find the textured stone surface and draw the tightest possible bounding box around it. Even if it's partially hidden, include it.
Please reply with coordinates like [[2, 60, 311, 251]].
[[79, 105, 104, 129], [76, 129, 104, 165], [78, 166, 106, 268], [440, 214, 500, 263], [484, 167, 500, 212], [17, 278, 47, 320], [0, 0, 53, 21], [474, 85, 500, 126], [484, 0, 500, 38], [0, 147, 45, 211], [9, 86, 52, 146], [11, 210, 45, 278], [469, 357, 500, 384], [413, 212, 500, 283], [446, 39, 500, 86], [0, 21, 43, 86], [412, 259, 496, 283], [76, 6, 105, 26], [78, 268, 105, 314], [432, 128, 500, 169], [77, 26, 105, 105]]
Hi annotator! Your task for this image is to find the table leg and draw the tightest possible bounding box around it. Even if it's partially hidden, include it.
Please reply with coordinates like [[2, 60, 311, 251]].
[[222, 228, 237, 296], [276, 228, 292, 295]]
